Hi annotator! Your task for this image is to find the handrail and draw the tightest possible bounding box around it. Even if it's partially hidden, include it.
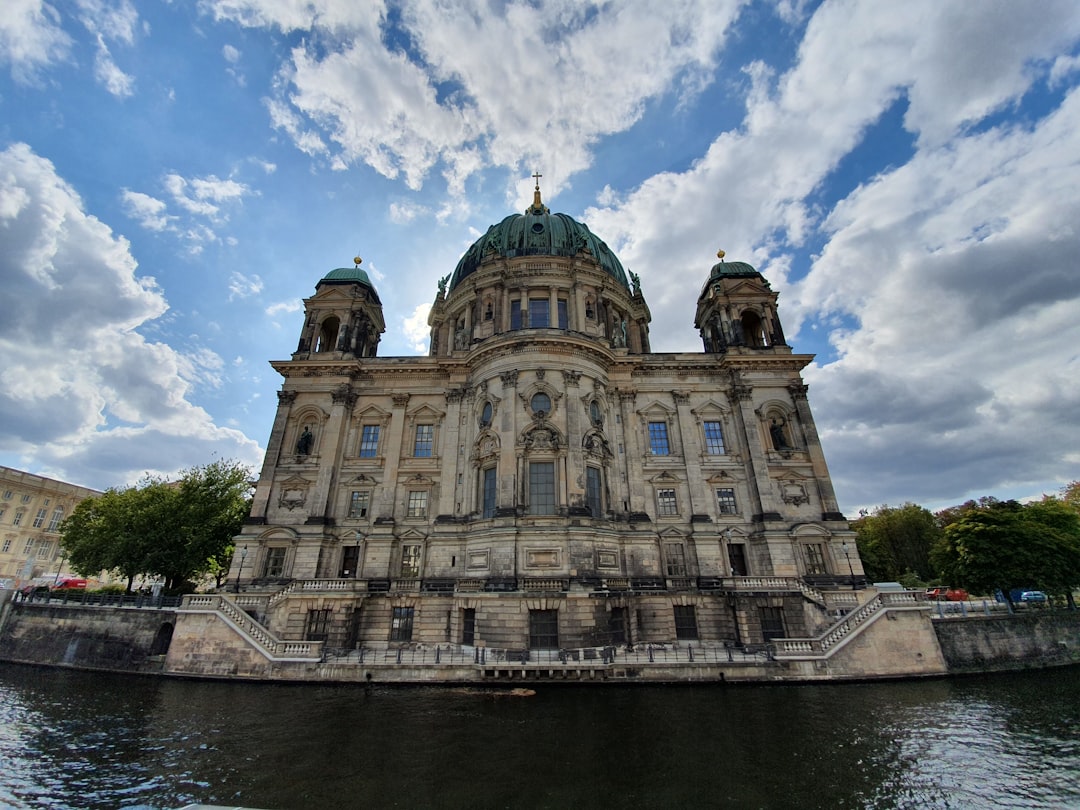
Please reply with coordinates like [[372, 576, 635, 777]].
[[181, 594, 323, 661], [773, 590, 926, 659]]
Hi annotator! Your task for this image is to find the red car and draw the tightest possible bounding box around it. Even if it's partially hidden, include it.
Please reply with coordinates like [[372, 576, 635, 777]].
[[51, 578, 88, 590], [926, 587, 968, 601]]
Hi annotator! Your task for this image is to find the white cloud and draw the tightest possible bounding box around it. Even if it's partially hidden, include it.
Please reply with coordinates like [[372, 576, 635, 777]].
[[401, 302, 432, 354], [0, 143, 262, 488], [389, 201, 427, 224], [0, 0, 72, 81], [265, 299, 302, 317], [223, 43, 240, 63], [120, 190, 171, 231], [228, 270, 264, 300], [77, 0, 139, 97]]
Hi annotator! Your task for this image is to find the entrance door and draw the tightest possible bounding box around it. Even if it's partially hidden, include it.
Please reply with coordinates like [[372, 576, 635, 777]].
[[340, 544, 360, 578], [729, 543, 748, 576]]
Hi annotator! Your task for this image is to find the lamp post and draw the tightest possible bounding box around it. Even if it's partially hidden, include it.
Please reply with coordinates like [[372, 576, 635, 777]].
[[841, 541, 855, 589], [233, 545, 248, 593], [354, 531, 362, 579]]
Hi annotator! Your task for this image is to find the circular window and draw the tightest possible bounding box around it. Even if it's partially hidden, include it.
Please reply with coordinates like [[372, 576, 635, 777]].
[[531, 392, 551, 416], [481, 401, 493, 426], [531, 222, 544, 234]]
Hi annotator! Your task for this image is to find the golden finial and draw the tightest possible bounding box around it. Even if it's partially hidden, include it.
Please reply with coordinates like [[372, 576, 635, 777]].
[[527, 171, 549, 214], [354, 255, 362, 267], [716, 249, 726, 261]]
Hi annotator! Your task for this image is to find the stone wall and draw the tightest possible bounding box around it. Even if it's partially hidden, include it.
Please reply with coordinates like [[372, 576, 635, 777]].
[[933, 611, 1080, 673], [0, 600, 177, 673]]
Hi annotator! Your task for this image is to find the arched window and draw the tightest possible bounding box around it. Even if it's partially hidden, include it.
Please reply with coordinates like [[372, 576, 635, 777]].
[[589, 400, 602, 426], [531, 392, 551, 417], [481, 401, 493, 427], [315, 316, 340, 352], [740, 311, 768, 348]]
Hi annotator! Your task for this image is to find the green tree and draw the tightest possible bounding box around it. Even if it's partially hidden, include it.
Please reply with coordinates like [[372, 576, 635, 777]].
[[853, 503, 940, 582], [932, 498, 1080, 605], [61, 460, 252, 592]]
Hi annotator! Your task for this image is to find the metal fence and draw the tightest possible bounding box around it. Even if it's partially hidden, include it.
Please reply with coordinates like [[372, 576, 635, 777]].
[[15, 590, 181, 609]]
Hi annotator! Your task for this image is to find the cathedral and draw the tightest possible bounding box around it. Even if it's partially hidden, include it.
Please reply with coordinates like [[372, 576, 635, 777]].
[[223, 179, 865, 658]]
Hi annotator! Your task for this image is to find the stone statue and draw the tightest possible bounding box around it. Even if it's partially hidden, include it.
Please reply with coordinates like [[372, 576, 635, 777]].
[[629, 271, 641, 294], [613, 319, 628, 348], [297, 425, 314, 455], [437, 274, 450, 295], [769, 419, 788, 451]]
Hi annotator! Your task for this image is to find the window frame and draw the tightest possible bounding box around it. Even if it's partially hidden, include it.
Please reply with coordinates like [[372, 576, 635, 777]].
[[263, 547, 287, 578], [406, 490, 428, 518], [673, 605, 698, 640], [665, 543, 687, 576], [703, 421, 725, 454], [348, 490, 371, 519], [390, 606, 415, 642], [358, 425, 381, 457], [413, 424, 434, 458], [585, 466, 603, 518], [648, 421, 671, 455], [481, 467, 497, 518], [656, 488, 678, 517], [716, 488, 738, 515], [528, 461, 556, 516], [400, 544, 422, 578]]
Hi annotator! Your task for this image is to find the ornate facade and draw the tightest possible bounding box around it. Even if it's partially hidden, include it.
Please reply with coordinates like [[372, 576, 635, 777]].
[[228, 182, 865, 653]]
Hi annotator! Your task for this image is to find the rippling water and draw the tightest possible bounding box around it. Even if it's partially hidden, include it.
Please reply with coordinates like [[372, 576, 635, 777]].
[[1, 663, 1078, 809]]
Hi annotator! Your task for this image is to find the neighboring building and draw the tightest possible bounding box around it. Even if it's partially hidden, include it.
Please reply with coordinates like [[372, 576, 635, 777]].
[[0, 466, 101, 584], [228, 180, 865, 652]]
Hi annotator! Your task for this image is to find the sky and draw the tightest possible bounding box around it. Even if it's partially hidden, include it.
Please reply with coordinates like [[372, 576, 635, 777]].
[[2, 0, 1079, 517]]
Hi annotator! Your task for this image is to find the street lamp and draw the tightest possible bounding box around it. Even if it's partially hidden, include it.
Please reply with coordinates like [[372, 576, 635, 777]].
[[841, 541, 855, 589], [233, 545, 248, 593]]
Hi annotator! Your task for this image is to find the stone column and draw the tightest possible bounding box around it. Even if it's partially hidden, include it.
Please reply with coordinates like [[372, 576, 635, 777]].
[[249, 390, 295, 520], [379, 394, 411, 518], [549, 286, 558, 327], [617, 389, 642, 514], [499, 371, 519, 510], [789, 381, 842, 518], [672, 391, 701, 516], [441, 388, 465, 515], [308, 384, 356, 522], [730, 381, 774, 519]]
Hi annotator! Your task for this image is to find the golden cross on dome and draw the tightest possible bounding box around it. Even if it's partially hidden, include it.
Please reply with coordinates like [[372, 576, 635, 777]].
[[532, 170, 542, 189]]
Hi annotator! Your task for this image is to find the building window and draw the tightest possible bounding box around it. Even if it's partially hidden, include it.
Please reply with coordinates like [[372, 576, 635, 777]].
[[528, 298, 550, 328], [760, 607, 786, 641], [703, 421, 725, 454], [390, 606, 414, 641], [665, 543, 687, 576], [348, 491, 370, 519], [400, 544, 421, 578], [528, 609, 559, 649], [804, 543, 827, 575], [13, 511, 24, 527], [32, 509, 47, 529], [530, 392, 551, 416], [23, 538, 35, 554], [586, 467, 603, 518], [359, 425, 380, 457], [21, 494, 31, 503], [589, 400, 602, 426], [528, 462, 556, 515], [480, 401, 493, 426], [656, 488, 678, 516], [481, 467, 497, 518], [0, 508, 5, 522], [729, 543, 748, 576], [406, 491, 428, 518], [36, 541, 52, 559], [673, 605, 698, 640], [648, 421, 670, 455], [2, 490, 11, 500], [305, 609, 332, 641], [609, 607, 627, 644], [413, 424, 434, 457], [510, 300, 523, 330], [47, 507, 64, 532], [461, 608, 476, 646], [263, 547, 286, 578], [716, 488, 738, 515], [557, 299, 568, 329], [1, 539, 9, 553]]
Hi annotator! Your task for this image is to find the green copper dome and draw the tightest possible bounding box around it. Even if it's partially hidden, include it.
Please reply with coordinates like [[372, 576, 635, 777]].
[[319, 263, 381, 303], [708, 259, 759, 279], [449, 194, 630, 291]]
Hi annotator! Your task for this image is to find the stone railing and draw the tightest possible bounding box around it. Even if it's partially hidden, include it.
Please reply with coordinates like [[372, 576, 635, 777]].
[[268, 579, 369, 608], [522, 578, 568, 592], [181, 594, 323, 661], [773, 590, 926, 659]]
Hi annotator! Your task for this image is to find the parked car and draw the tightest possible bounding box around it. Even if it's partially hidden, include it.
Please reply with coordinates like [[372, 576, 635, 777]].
[[1020, 590, 1048, 604], [926, 587, 969, 601], [51, 578, 87, 591]]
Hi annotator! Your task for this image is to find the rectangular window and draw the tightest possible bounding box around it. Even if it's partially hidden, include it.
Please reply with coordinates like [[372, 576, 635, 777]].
[[528, 609, 559, 649], [413, 424, 434, 457], [657, 488, 678, 516], [23, 538, 35, 554], [36, 541, 52, 559], [348, 491, 370, 519], [482, 467, 497, 518], [21, 494, 31, 503], [648, 421, 670, 455], [528, 462, 556, 515], [665, 544, 687, 576], [557, 299, 568, 329], [305, 609, 332, 642], [406, 491, 428, 518], [47, 508, 64, 532], [1, 539, 10, 553], [703, 421, 725, 454], [673, 605, 698, 640], [586, 467, 602, 518], [390, 606, 414, 641], [400, 544, 421, 578], [805, 543, 827, 575], [263, 547, 286, 578], [528, 298, 549, 328], [609, 607, 627, 645], [760, 607, 786, 641], [32, 509, 47, 528], [2, 490, 11, 500], [716, 488, 738, 515], [729, 543, 748, 577], [0, 509, 5, 521], [510, 299, 523, 330], [359, 425, 380, 457], [461, 608, 476, 646], [13, 512, 23, 527]]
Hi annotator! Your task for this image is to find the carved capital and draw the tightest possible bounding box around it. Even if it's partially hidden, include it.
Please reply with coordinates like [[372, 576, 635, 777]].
[[788, 382, 809, 400], [331, 383, 357, 407], [731, 384, 753, 401], [501, 370, 519, 388], [392, 394, 411, 408], [673, 391, 690, 405], [277, 390, 297, 404], [562, 369, 581, 387]]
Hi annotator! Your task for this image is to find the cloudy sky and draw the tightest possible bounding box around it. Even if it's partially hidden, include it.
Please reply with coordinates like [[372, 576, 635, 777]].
[[2, 0, 1079, 515]]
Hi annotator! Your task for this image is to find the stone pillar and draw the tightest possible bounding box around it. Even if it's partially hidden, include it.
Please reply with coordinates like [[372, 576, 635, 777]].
[[249, 390, 296, 520], [307, 384, 356, 521], [730, 382, 773, 519], [441, 388, 465, 515], [672, 391, 701, 516], [379, 394, 411, 518], [618, 389, 642, 514], [548, 286, 558, 327], [789, 382, 842, 517], [499, 371, 519, 509]]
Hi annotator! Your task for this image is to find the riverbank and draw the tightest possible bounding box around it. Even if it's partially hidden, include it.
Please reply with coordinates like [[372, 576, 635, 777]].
[[3, 587, 1078, 684]]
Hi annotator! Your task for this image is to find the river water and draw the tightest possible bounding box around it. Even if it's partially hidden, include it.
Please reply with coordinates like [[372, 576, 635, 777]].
[[1, 663, 1078, 810]]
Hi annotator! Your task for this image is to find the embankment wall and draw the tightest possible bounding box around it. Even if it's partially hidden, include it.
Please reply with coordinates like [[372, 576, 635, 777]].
[[931, 611, 1080, 673]]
